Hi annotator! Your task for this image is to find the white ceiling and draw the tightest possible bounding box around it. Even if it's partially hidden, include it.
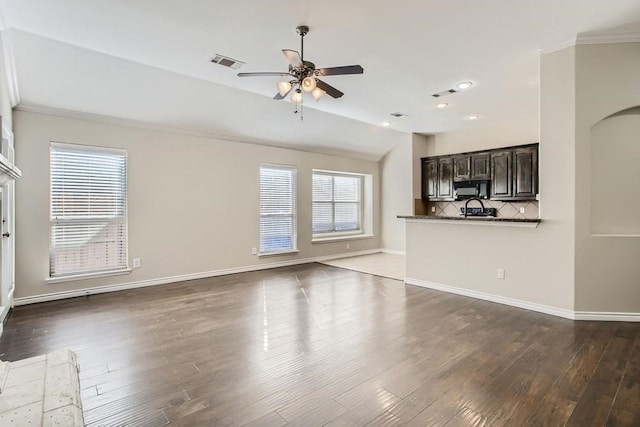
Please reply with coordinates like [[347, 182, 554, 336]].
[[1, 0, 640, 160]]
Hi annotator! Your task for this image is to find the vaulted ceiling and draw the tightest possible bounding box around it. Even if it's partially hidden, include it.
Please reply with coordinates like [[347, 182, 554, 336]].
[[1, 0, 639, 160]]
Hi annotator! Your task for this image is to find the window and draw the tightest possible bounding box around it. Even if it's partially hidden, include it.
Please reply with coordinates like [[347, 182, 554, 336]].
[[50, 143, 128, 277], [259, 164, 297, 254], [313, 170, 363, 236]]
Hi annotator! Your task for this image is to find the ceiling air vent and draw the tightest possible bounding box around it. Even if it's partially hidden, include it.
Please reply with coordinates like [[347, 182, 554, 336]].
[[210, 54, 245, 70], [390, 112, 408, 118], [432, 89, 457, 98]]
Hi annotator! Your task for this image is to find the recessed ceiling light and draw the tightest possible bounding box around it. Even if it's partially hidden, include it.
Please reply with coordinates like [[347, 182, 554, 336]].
[[456, 81, 474, 90], [436, 103, 449, 109], [468, 114, 481, 120], [382, 122, 391, 127]]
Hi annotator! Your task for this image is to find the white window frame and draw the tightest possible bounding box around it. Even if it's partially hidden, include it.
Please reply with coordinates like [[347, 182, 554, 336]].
[[48, 142, 129, 281], [259, 164, 298, 256], [312, 170, 369, 241]]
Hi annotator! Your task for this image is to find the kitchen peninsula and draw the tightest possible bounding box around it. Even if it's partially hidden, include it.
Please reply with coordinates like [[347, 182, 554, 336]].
[[398, 214, 540, 226], [400, 141, 560, 320]]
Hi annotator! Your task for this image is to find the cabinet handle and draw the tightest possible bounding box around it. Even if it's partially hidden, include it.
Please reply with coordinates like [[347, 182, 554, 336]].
[[2, 232, 10, 238]]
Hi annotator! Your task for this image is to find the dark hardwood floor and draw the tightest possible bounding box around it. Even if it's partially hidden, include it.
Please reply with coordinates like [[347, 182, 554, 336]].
[[0, 263, 638, 426]]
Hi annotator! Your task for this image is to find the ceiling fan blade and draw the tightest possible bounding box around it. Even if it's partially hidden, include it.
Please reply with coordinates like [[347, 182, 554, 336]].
[[315, 79, 344, 98], [282, 49, 303, 67], [237, 72, 291, 77], [273, 87, 293, 100], [316, 65, 364, 76]]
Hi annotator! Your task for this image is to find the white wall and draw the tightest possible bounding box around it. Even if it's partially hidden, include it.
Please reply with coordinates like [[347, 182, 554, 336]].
[[380, 136, 412, 252], [574, 42, 640, 313], [590, 110, 640, 234], [14, 110, 381, 300], [403, 47, 576, 313]]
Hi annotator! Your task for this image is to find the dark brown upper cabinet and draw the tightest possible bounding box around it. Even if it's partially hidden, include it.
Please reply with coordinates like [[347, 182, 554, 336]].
[[491, 145, 538, 200], [513, 146, 538, 199], [453, 156, 471, 181], [471, 153, 490, 180], [437, 157, 454, 199], [490, 150, 513, 199], [454, 153, 490, 182], [421, 157, 454, 201], [422, 158, 438, 199], [421, 143, 538, 202]]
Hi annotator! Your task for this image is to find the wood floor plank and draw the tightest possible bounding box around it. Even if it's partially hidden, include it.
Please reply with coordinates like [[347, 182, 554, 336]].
[[565, 323, 637, 426], [607, 333, 640, 425], [0, 263, 639, 425]]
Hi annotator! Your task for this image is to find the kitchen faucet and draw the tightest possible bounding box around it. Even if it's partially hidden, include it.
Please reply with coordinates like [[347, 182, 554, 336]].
[[464, 197, 485, 217]]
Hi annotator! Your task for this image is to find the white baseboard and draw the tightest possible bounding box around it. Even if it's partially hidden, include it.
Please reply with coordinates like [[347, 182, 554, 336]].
[[13, 249, 382, 306], [380, 249, 405, 256], [574, 312, 640, 322], [313, 249, 381, 263], [405, 277, 575, 320], [13, 253, 640, 323], [405, 278, 640, 321]]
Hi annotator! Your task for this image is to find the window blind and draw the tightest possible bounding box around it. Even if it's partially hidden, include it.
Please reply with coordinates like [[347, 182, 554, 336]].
[[50, 143, 128, 277], [312, 171, 362, 234], [259, 165, 297, 253]]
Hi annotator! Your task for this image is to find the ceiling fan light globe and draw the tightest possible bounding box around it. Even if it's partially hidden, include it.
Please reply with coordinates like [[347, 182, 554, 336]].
[[291, 89, 303, 103], [302, 77, 317, 92], [277, 81, 292, 97], [311, 87, 325, 101]]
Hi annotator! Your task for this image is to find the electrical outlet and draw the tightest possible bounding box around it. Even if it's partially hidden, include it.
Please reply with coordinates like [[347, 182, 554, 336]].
[[431, 206, 436, 213], [133, 258, 141, 268], [346, 243, 350, 249], [519, 207, 525, 214], [497, 268, 505, 279], [251, 247, 257, 255]]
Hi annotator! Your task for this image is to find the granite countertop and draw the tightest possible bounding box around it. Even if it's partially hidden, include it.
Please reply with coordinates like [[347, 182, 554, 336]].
[[397, 215, 541, 224]]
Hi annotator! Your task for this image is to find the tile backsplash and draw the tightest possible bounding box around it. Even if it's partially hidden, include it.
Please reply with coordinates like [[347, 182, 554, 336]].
[[427, 200, 539, 219]]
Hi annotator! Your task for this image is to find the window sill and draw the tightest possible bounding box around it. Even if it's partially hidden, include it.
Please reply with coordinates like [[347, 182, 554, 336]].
[[46, 268, 132, 284], [312, 234, 374, 243], [258, 249, 299, 258]]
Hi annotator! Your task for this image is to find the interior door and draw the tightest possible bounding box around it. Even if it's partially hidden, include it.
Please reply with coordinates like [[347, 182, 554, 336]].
[[2, 184, 13, 308], [0, 124, 16, 322]]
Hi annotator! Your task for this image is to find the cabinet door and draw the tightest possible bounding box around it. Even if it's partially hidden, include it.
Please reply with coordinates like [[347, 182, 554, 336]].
[[471, 153, 490, 179], [491, 151, 512, 199], [422, 159, 438, 199], [513, 146, 537, 198], [453, 156, 471, 181], [437, 157, 453, 199]]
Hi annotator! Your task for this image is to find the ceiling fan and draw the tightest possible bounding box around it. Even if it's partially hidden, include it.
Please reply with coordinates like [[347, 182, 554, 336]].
[[237, 25, 364, 104]]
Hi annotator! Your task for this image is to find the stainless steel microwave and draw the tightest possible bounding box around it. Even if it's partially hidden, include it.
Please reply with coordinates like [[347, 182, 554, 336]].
[[453, 180, 490, 200]]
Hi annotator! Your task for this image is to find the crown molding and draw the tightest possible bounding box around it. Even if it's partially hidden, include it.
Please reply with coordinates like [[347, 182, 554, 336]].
[[1, 31, 20, 107], [540, 37, 578, 54], [576, 32, 640, 46], [541, 32, 640, 54]]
